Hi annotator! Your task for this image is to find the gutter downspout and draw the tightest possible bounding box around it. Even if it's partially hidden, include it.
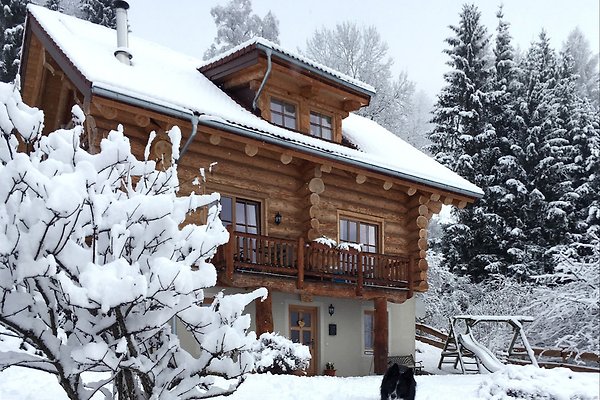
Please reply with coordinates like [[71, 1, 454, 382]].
[[178, 112, 199, 162], [252, 48, 272, 112]]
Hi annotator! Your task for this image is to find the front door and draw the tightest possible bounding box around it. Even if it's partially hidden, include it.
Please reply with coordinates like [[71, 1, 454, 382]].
[[289, 305, 318, 375]]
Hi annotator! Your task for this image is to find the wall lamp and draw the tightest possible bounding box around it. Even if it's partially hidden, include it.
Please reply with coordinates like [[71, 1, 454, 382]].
[[274, 212, 282, 225], [328, 304, 335, 316]]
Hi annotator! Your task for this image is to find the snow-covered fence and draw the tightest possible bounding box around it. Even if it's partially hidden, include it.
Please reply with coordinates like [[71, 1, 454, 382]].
[[415, 323, 447, 349], [509, 347, 600, 373]]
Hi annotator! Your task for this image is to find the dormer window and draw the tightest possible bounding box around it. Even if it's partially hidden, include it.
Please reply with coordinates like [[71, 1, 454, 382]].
[[310, 111, 333, 140], [270, 98, 296, 129]]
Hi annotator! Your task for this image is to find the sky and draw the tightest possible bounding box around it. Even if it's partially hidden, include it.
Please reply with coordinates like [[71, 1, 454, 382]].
[[126, 0, 600, 98]]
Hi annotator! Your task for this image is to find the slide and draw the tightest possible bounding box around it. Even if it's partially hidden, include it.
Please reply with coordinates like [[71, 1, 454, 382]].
[[458, 333, 504, 373]]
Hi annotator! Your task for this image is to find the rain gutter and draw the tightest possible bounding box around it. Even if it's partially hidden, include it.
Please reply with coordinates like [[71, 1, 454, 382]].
[[90, 85, 482, 199], [252, 48, 272, 111]]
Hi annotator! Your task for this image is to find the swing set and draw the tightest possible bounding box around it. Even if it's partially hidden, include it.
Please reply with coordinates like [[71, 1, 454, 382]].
[[437, 315, 538, 374]]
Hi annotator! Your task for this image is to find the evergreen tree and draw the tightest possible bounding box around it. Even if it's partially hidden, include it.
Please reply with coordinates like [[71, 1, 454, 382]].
[[429, 4, 496, 280], [203, 0, 279, 60], [80, 0, 116, 28], [468, 6, 526, 277], [0, 0, 29, 83], [550, 53, 600, 260], [514, 31, 561, 275], [428, 3, 492, 175]]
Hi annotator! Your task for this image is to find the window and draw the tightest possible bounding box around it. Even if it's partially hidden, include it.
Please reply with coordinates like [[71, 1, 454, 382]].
[[339, 217, 379, 253], [310, 112, 333, 140], [220, 196, 260, 234], [221, 196, 261, 262], [363, 310, 374, 353], [270, 98, 296, 129]]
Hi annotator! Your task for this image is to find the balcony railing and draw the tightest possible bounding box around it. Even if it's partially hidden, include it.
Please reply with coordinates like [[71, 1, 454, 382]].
[[214, 228, 413, 294]]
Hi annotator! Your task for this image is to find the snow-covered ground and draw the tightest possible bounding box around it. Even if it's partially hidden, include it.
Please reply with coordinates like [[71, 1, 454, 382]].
[[1, 341, 598, 400]]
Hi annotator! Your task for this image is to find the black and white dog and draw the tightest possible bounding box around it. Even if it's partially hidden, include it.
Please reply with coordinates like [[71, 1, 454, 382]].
[[380, 363, 416, 400]]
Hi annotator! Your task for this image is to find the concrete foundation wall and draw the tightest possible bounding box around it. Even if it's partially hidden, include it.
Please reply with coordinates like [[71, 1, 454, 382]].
[[177, 287, 416, 377]]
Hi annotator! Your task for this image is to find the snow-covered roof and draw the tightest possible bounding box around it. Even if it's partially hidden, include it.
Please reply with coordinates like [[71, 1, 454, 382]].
[[26, 5, 483, 199], [199, 37, 376, 96]]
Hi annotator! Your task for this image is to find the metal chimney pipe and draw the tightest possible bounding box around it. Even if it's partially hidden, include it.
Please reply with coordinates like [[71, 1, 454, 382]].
[[114, 0, 132, 65]]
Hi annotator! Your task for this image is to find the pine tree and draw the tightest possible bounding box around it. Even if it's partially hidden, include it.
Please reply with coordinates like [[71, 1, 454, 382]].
[[0, 0, 29, 83], [550, 53, 600, 261], [80, 0, 116, 28], [510, 31, 560, 276], [486, 7, 529, 275], [429, 4, 496, 280], [203, 0, 280, 60], [428, 3, 491, 175]]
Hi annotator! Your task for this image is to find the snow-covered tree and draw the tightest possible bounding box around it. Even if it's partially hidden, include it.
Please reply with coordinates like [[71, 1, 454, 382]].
[[0, 79, 308, 399], [525, 234, 600, 354], [0, 0, 29, 83], [44, 0, 61, 11], [429, 4, 498, 280], [304, 21, 415, 139], [428, 3, 492, 173], [405, 89, 433, 150], [203, 0, 280, 60], [80, 0, 116, 28], [562, 28, 600, 110], [422, 244, 599, 356]]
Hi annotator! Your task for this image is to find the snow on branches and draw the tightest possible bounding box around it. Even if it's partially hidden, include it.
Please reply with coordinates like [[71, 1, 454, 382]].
[[0, 79, 301, 400]]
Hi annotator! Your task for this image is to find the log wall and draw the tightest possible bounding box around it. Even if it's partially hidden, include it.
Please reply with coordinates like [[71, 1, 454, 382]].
[[18, 25, 480, 299]]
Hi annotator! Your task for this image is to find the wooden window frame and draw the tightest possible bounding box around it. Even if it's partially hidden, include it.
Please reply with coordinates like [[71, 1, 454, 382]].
[[220, 193, 263, 235], [206, 183, 269, 233], [362, 308, 390, 355], [309, 110, 333, 141], [337, 211, 384, 254], [269, 96, 297, 130]]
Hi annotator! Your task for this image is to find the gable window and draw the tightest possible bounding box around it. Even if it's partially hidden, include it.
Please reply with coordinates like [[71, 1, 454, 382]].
[[310, 112, 333, 140], [339, 217, 379, 253], [270, 98, 296, 129]]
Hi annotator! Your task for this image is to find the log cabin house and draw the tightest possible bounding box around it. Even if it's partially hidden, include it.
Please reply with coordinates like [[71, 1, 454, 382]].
[[19, 4, 483, 377]]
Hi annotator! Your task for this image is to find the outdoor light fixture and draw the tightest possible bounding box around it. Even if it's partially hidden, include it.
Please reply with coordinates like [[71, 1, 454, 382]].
[[328, 304, 335, 316], [274, 212, 282, 225]]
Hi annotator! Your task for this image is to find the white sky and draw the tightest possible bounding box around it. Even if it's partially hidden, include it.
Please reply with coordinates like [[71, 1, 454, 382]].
[[126, 0, 599, 97]]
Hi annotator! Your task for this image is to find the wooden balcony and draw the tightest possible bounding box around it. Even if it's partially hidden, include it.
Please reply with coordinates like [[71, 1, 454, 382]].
[[214, 228, 414, 302]]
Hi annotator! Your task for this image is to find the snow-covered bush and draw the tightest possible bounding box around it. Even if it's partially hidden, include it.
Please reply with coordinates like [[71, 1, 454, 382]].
[[0, 79, 273, 400], [478, 365, 598, 400], [251, 332, 311, 375]]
